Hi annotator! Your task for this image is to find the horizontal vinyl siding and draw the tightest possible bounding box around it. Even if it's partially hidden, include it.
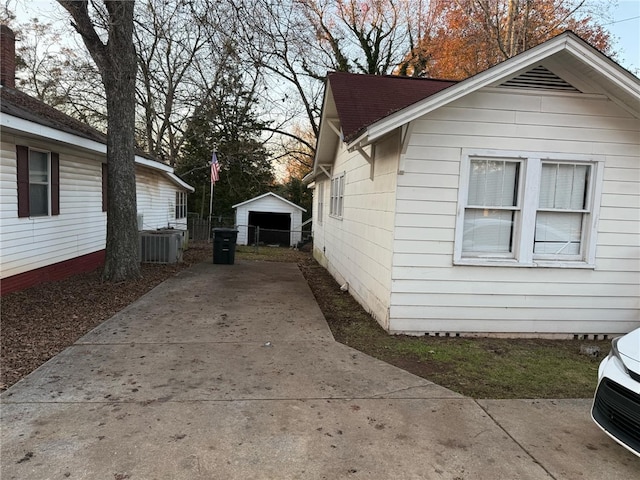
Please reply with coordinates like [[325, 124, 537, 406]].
[[390, 88, 640, 336], [0, 139, 107, 279], [313, 134, 399, 327], [1, 136, 189, 281], [136, 167, 185, 231]]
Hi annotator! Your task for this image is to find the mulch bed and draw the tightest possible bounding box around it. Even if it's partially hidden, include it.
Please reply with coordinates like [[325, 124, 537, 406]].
[[1, 242, 213, 391]]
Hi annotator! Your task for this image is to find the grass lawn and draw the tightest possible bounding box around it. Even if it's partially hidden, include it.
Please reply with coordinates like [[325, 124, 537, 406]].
[[238, 245, 611, 399]]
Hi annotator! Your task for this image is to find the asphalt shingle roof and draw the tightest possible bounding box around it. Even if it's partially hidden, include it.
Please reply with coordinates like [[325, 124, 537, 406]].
[[1, 85, 164, 163], [327, 72, 457, 142], [0, 85, 107, 144]]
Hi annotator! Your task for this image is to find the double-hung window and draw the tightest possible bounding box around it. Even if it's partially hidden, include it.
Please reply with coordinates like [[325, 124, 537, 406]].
[[462, 158, 521, 257], [534, 163, 590, 259], [330, 172, 345, 218], [16, 145, 60, 218], [28, 150, 50, 216], [455, 150, 602, 267], [317, 182, 324, 224], [175, 191, 187, 219]]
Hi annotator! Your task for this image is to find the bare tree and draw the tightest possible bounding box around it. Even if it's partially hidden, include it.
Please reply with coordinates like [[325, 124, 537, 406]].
[[57, 0, 140, 282], [232, 0, 425, 172], [298, 0, 409, 75], [13, 17, 107, 127], [133, 0, 224, 166]]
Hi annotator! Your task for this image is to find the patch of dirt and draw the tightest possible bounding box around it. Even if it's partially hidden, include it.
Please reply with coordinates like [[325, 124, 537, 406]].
[[1, 242, 610, 399], [0, 242, 212, 391]]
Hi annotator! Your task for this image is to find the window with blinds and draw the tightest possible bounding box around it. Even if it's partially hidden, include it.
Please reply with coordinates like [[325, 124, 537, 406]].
[[455, 151, 601, 267], [535, 163, 590, 258], [330, 172, 345, 218], [317, 182, 324, 224], [175, 191, 187, 219], [29, 150, 50, 217], [462, 159, 521, 256]]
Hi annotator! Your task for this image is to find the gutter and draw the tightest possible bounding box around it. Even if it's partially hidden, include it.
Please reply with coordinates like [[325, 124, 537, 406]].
[[1, 112, 195, 192]]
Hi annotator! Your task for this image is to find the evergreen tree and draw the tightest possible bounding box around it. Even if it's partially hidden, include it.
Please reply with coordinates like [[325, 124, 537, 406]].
[[178, 69, 274, 223], [274, 176, 312, 222]]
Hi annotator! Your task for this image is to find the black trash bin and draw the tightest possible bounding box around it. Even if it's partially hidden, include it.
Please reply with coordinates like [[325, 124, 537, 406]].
[[213, 228, 238, 264]]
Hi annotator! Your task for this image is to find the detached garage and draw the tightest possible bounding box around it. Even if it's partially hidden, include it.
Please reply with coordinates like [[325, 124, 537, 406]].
[[233, 192, 306, 247]]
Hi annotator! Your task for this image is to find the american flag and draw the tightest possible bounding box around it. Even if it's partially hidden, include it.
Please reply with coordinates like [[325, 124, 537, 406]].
[[210, 152, 220, 184]]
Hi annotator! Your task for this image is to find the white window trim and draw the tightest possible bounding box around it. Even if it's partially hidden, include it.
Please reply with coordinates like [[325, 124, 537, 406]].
[[454, 149, 604, 268], [175, 191, 187, 219], [330, 171, 345, 219], [29, 148, 51, 217], [317, 182, 324, 224]]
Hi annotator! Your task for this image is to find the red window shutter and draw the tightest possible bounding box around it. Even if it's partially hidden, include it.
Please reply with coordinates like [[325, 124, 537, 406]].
[[102, 163, 107, 212], [16, 145, 29, 217], [51, 152, 60, 215]]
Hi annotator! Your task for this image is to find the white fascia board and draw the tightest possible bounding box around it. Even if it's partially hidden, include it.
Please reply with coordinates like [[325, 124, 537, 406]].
[[365, 33, 640, 143], [311, 82, 336, 174], [366, 38, 570, 143], [302, 172, 314, 184], [564, 37, 640, 97], [130, 157, 195, 192], [1, 113, 107, 154], [2, 112, 195, 192], [135, 155, 172, 172], [346, 131, 368, 151], [232, 192, 272, 208], [135, 159, 194, 192], [232, 192, 307, 212], [167, 172, 195, 192]]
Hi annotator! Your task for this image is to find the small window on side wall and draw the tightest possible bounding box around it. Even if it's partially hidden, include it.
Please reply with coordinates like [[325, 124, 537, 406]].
[[17, 145, 59, 218], [317, 182, 324, 224], [330, 172, 345, 218], [175, 191, 187, 219]]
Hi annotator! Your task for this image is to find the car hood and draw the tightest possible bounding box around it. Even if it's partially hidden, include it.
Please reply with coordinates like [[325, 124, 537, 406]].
[[618, 327, 640, 374]]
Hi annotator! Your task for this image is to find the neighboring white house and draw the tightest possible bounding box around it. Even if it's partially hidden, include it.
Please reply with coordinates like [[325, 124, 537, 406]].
[[307, 32, 640, 338], [233, 192, 306, 247], [0, 25, 194, 295]]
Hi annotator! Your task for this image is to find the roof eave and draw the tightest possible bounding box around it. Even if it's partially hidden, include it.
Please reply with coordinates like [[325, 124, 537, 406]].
[[2, 112, 195, 192], [310, 79, 339, 180], [365, 32, 640, 142], [232, 192, 306, 212]]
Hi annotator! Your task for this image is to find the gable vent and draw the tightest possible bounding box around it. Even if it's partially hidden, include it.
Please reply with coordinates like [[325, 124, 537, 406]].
[[500, 66, 580, 92]]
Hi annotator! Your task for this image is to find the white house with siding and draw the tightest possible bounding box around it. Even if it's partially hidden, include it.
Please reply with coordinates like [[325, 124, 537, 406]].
[[307, 32, 640, 338], [0, 26, 193, 294], [233, 192, 306, 247]]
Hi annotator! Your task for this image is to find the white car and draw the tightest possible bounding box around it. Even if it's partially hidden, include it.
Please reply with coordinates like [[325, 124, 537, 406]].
[[591, 327, 640, 457]]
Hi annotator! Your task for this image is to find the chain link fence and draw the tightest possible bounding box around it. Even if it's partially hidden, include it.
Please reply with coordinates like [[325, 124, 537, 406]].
[[187, 215, 312, 250]]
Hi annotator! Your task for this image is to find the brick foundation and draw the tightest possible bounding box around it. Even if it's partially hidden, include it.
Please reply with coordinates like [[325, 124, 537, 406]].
[[1, 250, 106, 296]]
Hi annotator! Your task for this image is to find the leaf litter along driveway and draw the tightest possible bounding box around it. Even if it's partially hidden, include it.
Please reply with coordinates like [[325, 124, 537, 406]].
[[2, 243, 609, 399]]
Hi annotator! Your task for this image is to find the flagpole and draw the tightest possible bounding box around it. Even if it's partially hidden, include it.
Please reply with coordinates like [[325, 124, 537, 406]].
[[208, 150, 218, 242], [209, 180, 214, 241]]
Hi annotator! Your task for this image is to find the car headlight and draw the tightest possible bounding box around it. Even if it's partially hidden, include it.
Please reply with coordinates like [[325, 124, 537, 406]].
[[609, 336, 629, 374]]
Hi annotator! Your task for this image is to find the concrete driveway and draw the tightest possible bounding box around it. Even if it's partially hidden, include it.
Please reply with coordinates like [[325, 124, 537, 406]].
[[1, 261, 638, 479]]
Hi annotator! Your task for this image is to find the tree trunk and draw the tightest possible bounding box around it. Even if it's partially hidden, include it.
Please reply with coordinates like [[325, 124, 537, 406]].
[[102, 68, 140, 281], [101, 4, 140, 282], [57, 1, 140, 282]]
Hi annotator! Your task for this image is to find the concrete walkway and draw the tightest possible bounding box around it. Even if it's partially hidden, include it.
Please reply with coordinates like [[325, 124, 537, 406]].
[[1, 261, 638, 479]]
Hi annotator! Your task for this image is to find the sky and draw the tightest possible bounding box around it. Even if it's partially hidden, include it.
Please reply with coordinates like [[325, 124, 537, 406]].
[[607, 0, 640, 73], [6, 0, 640, 76], [6, 0, 640, 73]]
